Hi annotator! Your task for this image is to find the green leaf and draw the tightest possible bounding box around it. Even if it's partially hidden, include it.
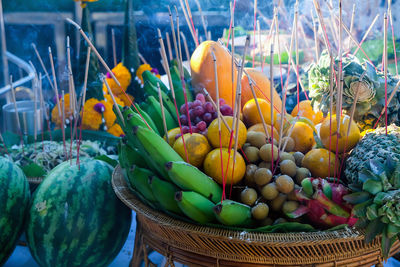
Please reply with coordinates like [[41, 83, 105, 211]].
[[369, 159, 385, 175], [363, 179, 383, 195], [20, 163, 46, 178], [381, 226, 397, 260], [353, 199, 373, 218], [355, 217, 369, 228], [385, 155, 397, 178], [366, 204, 379, 221], [358, 169, 379, 183], [365, 218, 384, 244], [94, 155, 118, 168], [343, 192, 371, 205]]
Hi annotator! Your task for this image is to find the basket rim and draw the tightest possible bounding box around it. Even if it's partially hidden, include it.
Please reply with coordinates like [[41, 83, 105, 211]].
[[112, 165, 367, 244]]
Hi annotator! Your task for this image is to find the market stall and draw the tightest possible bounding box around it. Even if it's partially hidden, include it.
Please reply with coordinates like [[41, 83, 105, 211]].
[[1, 0, 400, 266]]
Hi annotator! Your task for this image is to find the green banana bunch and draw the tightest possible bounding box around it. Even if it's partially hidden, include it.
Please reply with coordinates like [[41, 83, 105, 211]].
[[121, 106, 151, 132], [141, 96, 177, 136], [169, 65, 193, 108], [142, 70, 169, 94], [165, 161, 222, 203], [149, 175, 182, 215], [213, 200, 252, 226], [175, 191, 215, 224], [118, 139, 147, 169], [132, 103, 160, 136], [142, 80, 177, 123], [171, 59, 191, 83], [127, 165, 157, 203], [133, 126, 183, 178]]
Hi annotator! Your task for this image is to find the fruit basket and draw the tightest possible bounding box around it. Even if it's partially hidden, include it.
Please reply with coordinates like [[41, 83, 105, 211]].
[[112, 165, 400, 267]]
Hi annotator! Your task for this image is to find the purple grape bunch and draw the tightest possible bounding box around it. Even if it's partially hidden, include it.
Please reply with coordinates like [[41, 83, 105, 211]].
[[178, 93, 233, 138]]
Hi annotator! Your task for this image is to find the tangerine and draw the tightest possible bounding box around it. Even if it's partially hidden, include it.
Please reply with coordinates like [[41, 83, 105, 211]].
[[302, 148, 338, 178], [173, 133, 211, 167], [291, 100, 324, 125], [288, 121, 315, 154], [243, 98, 277, 126], [207, 116, 247, 148]]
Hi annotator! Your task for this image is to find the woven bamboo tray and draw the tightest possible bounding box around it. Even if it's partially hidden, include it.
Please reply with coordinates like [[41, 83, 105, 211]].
[[112, 165, 400, 267]]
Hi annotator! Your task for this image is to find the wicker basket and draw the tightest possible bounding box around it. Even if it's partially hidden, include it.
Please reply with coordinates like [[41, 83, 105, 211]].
[[112, 165, 400, 267]]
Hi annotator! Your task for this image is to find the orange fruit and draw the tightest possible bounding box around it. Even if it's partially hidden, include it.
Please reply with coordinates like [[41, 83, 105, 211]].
[[275, 113, 293, 135], [243, 98, 277, 126], [302, 148, 338, 178], [191, 41, 238, 108], [319, 114, 360, 153], [248, 123, 280, 141], [207, 116, 247, 148], [164, 127, 182, 146], [173, 133, 211, 167], [291, 100, 324, 125], [241, 68, 283, 111], [288, 121, 315, 154], [203, 148, 245, 185]]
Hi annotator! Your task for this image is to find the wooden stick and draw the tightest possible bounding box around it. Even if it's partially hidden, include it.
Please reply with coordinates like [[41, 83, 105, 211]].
[[32, 43, 55, 90], [138, 53, 148, 64], [194, 0, 208, 39], [61, 90, 66, 158], [174, 6, 185, 75], [157, 82, 169, 144], [184, 0, 199, 46], [10, 76, 22, 137], [111, 28, 117, 67], [203, 88, 231, 130], [38, 73, 46, 150], [33, 73, 38, 149], [103, 77, 125, 126], [388, 0, 398, 76], [351, 14, 379, 56], [384, 12, 388, 134], [231, 1, 235, 108], [294, 0, 301, 109], [180, 31, 190, 61], [328, 55, 334, 178], [269, 42, 275, 170], [257, 20, 262, 67], [348, 4, 355, 52], [313, 0, 332, 55], [178, 0, 197, 46], [311, 11, 319, 62], [247, 73, 270, 139], [48, 47, 62, 117], [274, 7, 284, 90], [168, 6, 179, 62], [252, 0, 257, 67], [166, 32, 173, 61], [0, 0, 9, 87]]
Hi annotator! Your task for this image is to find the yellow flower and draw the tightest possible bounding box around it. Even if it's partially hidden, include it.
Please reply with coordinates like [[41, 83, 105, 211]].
[[116, 93, 134, 106], [136, 64, 153, 84], [80, 98, 103, 130], [74, 0, 98, 8], [100, 99, 116, 129], [107, 123, 124, 137], [51, 93, 73, 127], [104, 94, 125, 107], [102, 63, 131, 95]]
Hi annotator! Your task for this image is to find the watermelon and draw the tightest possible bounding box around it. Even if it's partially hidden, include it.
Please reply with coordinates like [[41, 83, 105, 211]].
[[26, 158, 131, 267], [0, 157, 30, 265]]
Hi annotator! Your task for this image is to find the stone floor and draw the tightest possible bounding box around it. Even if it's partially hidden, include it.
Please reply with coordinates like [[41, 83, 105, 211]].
[[4, 212, 400, 267]]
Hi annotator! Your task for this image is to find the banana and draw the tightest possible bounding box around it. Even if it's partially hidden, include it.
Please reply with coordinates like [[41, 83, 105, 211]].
[[165, 161, 222, 203], [149, 175, 182, 215], [118, 139, 147, 169], [175, 191, 215, 223], [213, 200, 252, 226], [127, 165, 157, 203], [121, 106, 150, 130], [142, 70, 169, 94], [169, 65, 193, 108], [145, 95, 177, 135], [133, 125, 183, 176], [142, 81, 178, 123], [132, 103, 160, 135]]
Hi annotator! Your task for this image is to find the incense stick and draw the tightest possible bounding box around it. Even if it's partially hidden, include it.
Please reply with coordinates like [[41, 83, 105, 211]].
[[0, 0, 9, 87], [194, 0, 208, 39], [274, 7, 284, 95], [231, 1, 235, 107], [388, 0, 398, 76], [180, 31, 190, 61], [184, 0, 199, 46], [294, 1, 301, 109], [103, 77, 125, 126], [38, 73, 45, 151], [348, 4, 355, 52], [31, 43, 55, 90], [157, 82, 169, 144], [328, 55, 334, 178], [166, 32, 173, 61], [61, 90, 67, 158], [269, 42, 275, 172], [351, 14, 379, 56], [384, 12, 388, 134], [168, 6, 179, 62], [257, 20, 262, 68], [311, 11, 319, 62], [10, 76, 23, 140], [33, 73, 38, 152], [48, 47, 61, 116], [252, 0, 257, 67], [178, 0, 198, 46], [111, 28, 117, 67], [138, 53, 148, 64]]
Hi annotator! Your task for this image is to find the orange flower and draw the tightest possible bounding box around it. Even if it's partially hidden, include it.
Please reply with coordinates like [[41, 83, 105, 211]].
[[136, 64, 152, 84], [102, 63, 132, 95], [100, 99, 116, 128], [116, 93, 134, 106], [74, 0, 98, 8], [51, 93, 73, 127], [80, 98, 103, 130], [104, 94, 125, 107], [107, 123, 124, 137]]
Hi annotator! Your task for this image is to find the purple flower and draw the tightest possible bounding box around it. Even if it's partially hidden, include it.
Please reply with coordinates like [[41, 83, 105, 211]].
[[52, 95, 62, 104], [94, 102, 105, 113], [106, 71, 114, 79], [151, 68, 160, 75]]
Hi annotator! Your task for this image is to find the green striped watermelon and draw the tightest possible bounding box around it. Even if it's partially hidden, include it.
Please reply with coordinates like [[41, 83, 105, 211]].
[[26, 158, 131, 267], [0, 157, 30, 265]]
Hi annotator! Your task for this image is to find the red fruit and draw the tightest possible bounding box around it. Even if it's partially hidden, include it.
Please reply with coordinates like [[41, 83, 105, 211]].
[[220, 104, 233, 116], [219, 98, 226, 106], [203, 102, 215, 113], [182, 126, 190, 134], [196, 94, 206, 104], [189, 109, 196, 120], [203, 113, 213, 123], [193, 106, 205, 116], [175, 133, 182, 140], [212, 112, 218, 119], [194, 117, 202, 125], [180, 114, 188, 125], [191, 126, 199, 133], [192, 100, 203, 107], [286, 205, 309, 219], [196, 121, 207, 131]]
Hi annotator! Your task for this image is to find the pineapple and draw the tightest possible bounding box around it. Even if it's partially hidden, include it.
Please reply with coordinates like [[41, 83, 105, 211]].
[[344, 125, 400, 184]]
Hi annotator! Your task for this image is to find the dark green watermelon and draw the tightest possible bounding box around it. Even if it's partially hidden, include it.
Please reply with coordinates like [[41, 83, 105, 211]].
[[26, 159, 131, 267], [0, 157, 30, 265]]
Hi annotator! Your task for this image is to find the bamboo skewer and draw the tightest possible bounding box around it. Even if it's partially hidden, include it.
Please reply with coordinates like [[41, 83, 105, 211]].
[[180, 32, 190, 61], [39, 73, 46, 151], [48, 47, 61, 116], [348, 4, 355, 52], [10, 76, 23, 139], [61, 90, 67, 158], [311, 11, 319, 62], [328, 55, 334, 178], [111, 28, 117, 67], [32, 43, 55, 90], [269, 43, 275, 171], [103, 77, 125, 126], [168, 6, 179, 62], [138, 53, 148, 64], [257, 20, 262, 68], [33, 73, 38, 151], [388, 0, 398, 76], [157, 82, 169, 144], [166, 32, 173, 61], [178, 0, 198, 46], [252, 0, 257, 67], [351, 14, 379, 56], [194, 0, 208, 39], [313, 0, 332, 55], [184, 0, 199, 46]]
